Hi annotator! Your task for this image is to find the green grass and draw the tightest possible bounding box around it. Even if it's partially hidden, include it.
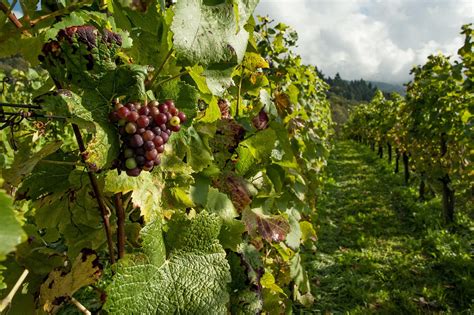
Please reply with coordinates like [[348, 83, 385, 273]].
[[306, 141, 473, 314]]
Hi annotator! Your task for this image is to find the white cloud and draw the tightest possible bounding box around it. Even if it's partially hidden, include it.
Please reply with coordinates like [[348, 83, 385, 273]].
[[255, 0, 474, 83]]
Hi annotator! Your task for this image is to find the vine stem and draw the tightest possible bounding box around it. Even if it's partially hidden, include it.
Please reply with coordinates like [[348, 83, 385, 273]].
[[114, 192, 125, 259], [0, 2, 30, 35], [156, 69, 190, 87], [236, 66, 244, 118], [70, 297, 91, 315], [0, 269, 29, 312], [39, 159, 78, 166], [29, 1, 92, 26], [149, 48, 174, 88], [72, 124, 115, 264]]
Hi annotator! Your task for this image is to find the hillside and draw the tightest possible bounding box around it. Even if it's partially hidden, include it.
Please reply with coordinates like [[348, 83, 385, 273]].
[[369, 80, 406, 95]]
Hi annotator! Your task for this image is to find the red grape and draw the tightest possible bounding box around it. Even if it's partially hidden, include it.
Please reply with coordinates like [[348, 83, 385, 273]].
[[153, 136, 164, 147], [149, 106, 160, 117], [170, 125, 181, 132], [138, 106, 150, 116], [110, 99, 185, 176], [158, 103, 168, 113], [145, 149, 158, 160], [152, 127, 161, 135], [126, 168, 141, 177], [143, 130, 155, 141], [117, 107, 130, 119], [126, 111, 139, 122], [169, 107, 178, 116], [144, 141, 155, 151], [164, 99, 174, 108], [137, 115, 150, 128], [177, 112, 186, 123], [130, 134, 144, 148], [154, 113, 167, 125]]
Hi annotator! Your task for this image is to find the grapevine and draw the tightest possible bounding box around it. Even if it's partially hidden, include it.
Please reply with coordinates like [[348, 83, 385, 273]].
[[0, 1, 332, 314]]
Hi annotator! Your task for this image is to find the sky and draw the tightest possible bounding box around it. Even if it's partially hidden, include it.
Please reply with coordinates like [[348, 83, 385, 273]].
[[255, 0, 474, 83]]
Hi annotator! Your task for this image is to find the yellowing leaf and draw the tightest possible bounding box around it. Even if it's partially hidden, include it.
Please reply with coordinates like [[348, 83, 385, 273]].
[[39, 251, 101, 313], [260, 270, 285, 295], [243, 52, 269, 71]]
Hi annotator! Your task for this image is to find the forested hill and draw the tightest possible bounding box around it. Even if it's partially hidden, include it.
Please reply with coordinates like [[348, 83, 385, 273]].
[[317, 71, 406, 133], [317, 71, 405, 101], [369, 80, 406, 95]]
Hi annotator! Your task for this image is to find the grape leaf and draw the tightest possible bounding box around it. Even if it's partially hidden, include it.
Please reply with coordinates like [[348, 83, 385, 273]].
[[16, 151, 77, 200], [39, 250, 101, 313], [0, 190, 26, 288], [218, 218, 246, 251], [185, 126, 214, 171], [206, 187, 238, 221], [3, 141, 63, 187], [206, 187, 245, 250], [236, 128, 277, 175], [95, 64, 148, 101], [104, 171, 162, 222], [36, 90, 119, 170], [285, 208, 302, 250], [171, 0, 258, 66], [203, 66, 235, 96], [104, 211, 231, 314], [155, 80, 199, 122], [199, 97, 222, 123], [290, 252, 314, 306], [242, 208, 290, 243]]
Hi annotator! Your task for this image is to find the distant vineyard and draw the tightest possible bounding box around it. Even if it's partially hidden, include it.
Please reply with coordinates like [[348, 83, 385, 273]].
[[345, 24, 473, 224]]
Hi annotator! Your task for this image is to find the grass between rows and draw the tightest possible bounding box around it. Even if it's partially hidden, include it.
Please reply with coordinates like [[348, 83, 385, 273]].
[[305, 141, 473, 314]]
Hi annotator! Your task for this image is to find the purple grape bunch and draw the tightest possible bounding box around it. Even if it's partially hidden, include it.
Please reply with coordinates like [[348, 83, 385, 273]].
[[109, 99, 186, 177]]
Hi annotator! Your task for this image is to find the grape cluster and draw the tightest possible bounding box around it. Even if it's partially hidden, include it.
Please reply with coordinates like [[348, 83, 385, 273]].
[[109, 100, 186, 176]]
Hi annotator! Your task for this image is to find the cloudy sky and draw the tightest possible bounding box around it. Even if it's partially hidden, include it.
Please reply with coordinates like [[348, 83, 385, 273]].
[[255, 0, 474, 83]]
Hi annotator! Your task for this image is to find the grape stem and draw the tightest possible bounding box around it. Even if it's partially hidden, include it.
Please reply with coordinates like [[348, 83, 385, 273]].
[[28, 1, 92, 27], [0, 269, 29, 312], [72, 123, 116, 264], [114, 192, 126, 259], [236, 66, 245, 118], [156, 70, 190, 87], [149, 48, 174, 88], [39, 159, 78, 166], [70, 297, 91, 315]]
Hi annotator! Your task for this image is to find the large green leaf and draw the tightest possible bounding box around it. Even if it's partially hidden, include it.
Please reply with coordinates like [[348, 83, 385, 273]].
[[37, 90, 119, 170], [104, 171, 162, 222], [171, 0, 258, 66], [3, 141, 63, 187], [104, 211, 231, 314], [0, 190, 26, 289], [0, 190, 25, 261], [235, 128, 277, 175]]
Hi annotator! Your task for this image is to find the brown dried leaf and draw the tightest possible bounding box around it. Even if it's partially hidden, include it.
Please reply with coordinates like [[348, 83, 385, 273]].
[[243, 208, 290, 243]]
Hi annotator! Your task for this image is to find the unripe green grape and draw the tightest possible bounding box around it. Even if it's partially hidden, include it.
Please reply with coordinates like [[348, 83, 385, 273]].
[[125, 157, 137, 169]]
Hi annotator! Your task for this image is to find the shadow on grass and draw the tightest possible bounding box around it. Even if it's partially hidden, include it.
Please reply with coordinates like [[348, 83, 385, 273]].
[[305, 141, 473, 314]]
